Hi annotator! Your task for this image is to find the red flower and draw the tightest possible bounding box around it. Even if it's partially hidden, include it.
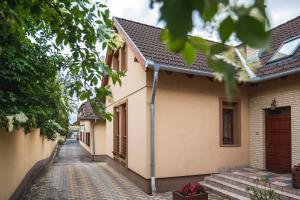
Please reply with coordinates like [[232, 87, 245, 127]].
[[177, 183, 207, 197]]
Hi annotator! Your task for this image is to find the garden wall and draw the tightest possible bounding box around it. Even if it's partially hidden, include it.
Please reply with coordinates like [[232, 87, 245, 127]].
[[0, 128, 58, 200]]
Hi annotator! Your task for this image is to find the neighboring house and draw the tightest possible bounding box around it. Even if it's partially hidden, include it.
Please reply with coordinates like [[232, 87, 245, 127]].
[[69, 125, 79, 140], [78, 101, 106, 161], [79, 16, 300, 194]]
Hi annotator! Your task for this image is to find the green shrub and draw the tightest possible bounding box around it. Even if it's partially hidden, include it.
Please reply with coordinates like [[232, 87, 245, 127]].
[[246, 177, 279, 200], [58, 137, 65, 145]]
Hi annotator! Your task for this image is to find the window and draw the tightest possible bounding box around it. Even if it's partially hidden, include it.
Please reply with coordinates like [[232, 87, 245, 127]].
[[119, 104, 127, 158], [120, 44, 127, 71], [220, 99, 241, 146], [111, 44, 127, 72], [269, 37, 300, 62], [112, 51, 119, 71], [113, 102, 128, 162], [86, 132, 90, 146], [113, 107, 119, 155]]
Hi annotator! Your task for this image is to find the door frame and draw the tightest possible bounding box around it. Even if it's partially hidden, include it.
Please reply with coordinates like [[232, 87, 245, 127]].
[[264, 106, 292, 173]]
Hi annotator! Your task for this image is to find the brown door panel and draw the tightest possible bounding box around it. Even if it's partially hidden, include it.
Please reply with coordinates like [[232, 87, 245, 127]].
[[265, 107, 291, 173]]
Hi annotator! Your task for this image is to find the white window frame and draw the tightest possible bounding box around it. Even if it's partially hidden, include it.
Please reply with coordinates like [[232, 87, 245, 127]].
[[268, 36, 300, 63]]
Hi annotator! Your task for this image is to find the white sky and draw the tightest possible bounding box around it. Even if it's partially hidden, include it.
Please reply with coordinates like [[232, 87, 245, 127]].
[[107, 0, 300, 37]]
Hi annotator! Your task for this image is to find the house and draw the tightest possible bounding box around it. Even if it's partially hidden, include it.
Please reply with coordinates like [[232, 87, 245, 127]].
[[78, 101, 106, 161], [78, 16, 300, 194]]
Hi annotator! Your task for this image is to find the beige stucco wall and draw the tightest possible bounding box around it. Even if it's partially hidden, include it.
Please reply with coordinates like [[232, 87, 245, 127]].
[[0, 128, 57, 200], [94, 122, 106, 155], [80, 120, 106, 156], [106, 44, 149, 178], [148, 71, 250, 178], [249, 74, 300, 169], [79, 120, 92, 154]]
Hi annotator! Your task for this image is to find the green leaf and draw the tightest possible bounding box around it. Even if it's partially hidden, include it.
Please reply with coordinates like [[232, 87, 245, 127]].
[[160, 29, 186, 53], [181, 42, 197, 65], [189, 36, 209, 55], [219, 16, 234, 43], [210, 43, 229, 55], [208, 57, 237, 95], [167, 37, 186, 53], [160, 29, 169, 42], [80, 92, 88, 101], [159, 0, 193, 38], [55, 34, 64, 46], [236, 16, 270, 48], [203, 0, 218, 21]]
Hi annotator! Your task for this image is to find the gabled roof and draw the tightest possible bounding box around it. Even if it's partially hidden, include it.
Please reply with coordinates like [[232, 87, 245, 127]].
[[114, 16, 300, 80], [78, 101, 99, 120], [114, 17, 211, 73]]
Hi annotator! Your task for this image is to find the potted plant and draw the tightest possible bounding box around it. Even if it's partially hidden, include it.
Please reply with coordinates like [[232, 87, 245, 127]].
[[292, 164, 300, 189], [173, 183, 208, 200]]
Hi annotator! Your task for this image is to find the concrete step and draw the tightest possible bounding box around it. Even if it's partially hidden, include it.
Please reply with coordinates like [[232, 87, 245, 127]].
[[209, 174, 300, 200], [226, 171, 297, 194], [200, 181, 250, 200], [205, 177, 251, 198]]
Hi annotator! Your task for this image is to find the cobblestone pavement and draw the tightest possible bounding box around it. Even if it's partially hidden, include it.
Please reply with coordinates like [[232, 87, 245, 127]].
[[22, 140, 227, 200]]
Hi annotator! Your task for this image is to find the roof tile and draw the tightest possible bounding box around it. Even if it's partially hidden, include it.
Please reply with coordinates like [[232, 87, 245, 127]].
[[115, 16, 300, 78]]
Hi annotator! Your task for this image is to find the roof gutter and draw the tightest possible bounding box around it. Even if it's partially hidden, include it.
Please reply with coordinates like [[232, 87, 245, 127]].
[[250, 67, 300, 83], [153, 62, 214, 77], [145, 53, 300, 83]]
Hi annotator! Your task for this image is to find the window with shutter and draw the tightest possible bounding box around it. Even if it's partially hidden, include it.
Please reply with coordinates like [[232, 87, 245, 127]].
[[113, 106, 120, 155], [113, 102, 128, 163], [119, 103, 127, 159]]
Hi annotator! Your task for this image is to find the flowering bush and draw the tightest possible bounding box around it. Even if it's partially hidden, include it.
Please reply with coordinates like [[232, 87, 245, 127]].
[[177, 183, 207, 197]]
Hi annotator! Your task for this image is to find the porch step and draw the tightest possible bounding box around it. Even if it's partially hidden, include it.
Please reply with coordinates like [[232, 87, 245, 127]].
[[200, 181, 250, 200], [205, 177, 251, 198], [202, 173, 300, 200], [228, 171, 297, 194]]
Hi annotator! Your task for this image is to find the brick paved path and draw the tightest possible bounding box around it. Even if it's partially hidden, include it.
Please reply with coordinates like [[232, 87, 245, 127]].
[[22, 140, 226, 200]]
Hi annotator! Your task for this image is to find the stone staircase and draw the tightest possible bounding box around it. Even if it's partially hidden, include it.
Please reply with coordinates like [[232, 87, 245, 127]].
[[200, 171, 300, 200]]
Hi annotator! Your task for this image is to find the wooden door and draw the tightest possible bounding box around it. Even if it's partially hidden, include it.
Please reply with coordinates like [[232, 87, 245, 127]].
[[265, 107, 291, 173]]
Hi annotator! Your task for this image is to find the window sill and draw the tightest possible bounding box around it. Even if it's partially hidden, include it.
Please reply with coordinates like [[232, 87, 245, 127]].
[[220, 144, 241, 147]]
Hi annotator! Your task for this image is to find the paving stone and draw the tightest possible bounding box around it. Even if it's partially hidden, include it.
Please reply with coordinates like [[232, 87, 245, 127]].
[[21, 140, 226, 200]]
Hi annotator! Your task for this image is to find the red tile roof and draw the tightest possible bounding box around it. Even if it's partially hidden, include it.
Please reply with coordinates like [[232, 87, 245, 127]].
[[114, 16, 300, 79], [115, 17, 211, 72], [78, 101, 99, 120]]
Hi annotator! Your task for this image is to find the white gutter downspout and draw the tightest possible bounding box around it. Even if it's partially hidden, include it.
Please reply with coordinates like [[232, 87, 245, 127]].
[[146, 60, 160, 194], [92, 119, 96, 161]]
